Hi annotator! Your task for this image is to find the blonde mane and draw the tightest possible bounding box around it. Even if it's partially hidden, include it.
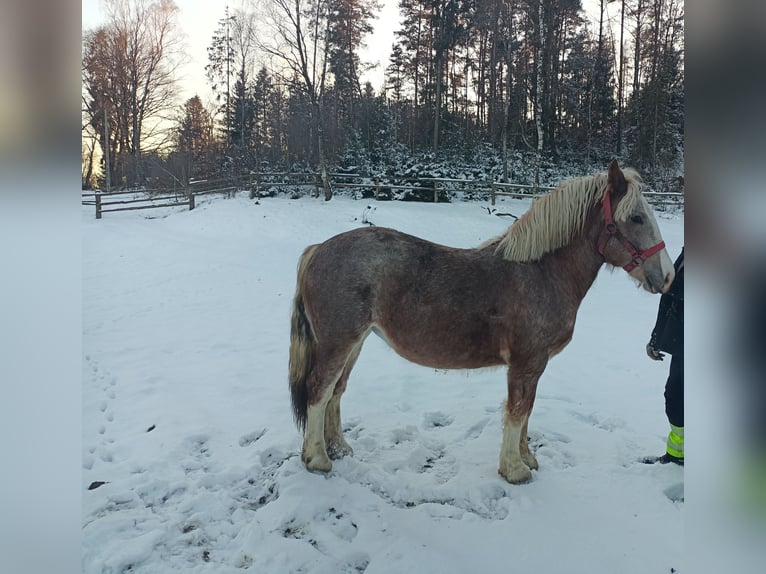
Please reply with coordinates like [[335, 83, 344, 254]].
[[494, 168, 645, 262]]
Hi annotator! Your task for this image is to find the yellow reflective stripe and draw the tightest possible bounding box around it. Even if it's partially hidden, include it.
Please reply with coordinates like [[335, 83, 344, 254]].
[[670, 424, 684, 438], [667, 428, 684, 457], [666, 444, 684, 458]]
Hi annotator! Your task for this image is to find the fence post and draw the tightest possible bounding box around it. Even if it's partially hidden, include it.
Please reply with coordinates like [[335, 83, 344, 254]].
[[491, 183, 496, 206], [189, 192, 195, 210], [95, 193, 102, 219], [374, 176, 380, 200], [433, 180, 439, 203]]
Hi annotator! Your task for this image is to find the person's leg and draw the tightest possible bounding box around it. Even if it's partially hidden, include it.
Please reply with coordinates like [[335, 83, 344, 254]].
[[663, 352, 684, 462]]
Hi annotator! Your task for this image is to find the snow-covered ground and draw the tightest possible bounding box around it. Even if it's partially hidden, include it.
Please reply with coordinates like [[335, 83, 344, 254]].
[[83, 192, 684, 574]]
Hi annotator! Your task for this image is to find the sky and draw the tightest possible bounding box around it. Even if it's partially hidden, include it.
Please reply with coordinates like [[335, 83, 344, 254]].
[[81, 0, 610, 108], [82, 0, 400, 105]]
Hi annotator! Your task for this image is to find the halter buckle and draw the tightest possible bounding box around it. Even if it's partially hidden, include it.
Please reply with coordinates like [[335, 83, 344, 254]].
[[623, 257, 644, 272]]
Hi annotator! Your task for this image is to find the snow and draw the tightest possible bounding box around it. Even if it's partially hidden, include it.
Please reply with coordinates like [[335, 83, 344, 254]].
[[83, 192, 684, 574]]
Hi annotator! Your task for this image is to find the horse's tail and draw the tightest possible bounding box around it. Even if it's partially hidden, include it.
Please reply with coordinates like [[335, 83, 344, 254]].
[[289, 244, 319, 433]]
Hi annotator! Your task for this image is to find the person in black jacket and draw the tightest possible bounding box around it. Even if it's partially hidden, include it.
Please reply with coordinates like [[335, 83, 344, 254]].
[[644, 247, 684, 465]]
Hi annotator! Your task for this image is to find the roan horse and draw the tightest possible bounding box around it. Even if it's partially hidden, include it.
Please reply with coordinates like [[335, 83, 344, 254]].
[[288, 160, 675, 484]]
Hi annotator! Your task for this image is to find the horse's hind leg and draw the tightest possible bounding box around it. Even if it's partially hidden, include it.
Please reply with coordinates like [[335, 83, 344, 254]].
[[302, 349, 349, 472], [325, 343, 363, 460], [519, 417, 539, 470]]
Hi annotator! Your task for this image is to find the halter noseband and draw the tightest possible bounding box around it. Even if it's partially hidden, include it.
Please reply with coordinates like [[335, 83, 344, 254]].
[[597, 187, 665, 272]]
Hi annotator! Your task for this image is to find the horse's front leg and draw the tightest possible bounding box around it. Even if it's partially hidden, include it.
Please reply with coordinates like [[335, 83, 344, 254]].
[[499, 359, 545, 484]]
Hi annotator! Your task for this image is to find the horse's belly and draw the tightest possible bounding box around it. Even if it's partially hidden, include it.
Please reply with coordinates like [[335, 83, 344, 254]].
[[372, 324, 501, 370]]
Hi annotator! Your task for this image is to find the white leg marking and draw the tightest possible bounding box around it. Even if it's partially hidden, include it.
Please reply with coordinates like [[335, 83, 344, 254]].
[[325, 396, 353, 459], [499, 416, 532, 484], [302, 385, 334, 472], [519, 418, 539, 470]]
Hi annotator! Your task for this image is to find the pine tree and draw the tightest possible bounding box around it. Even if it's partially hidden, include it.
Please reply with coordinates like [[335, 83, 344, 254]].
[[327, 0, 380, 133], [175, 95, 215, 181], [205, 8, 236, 144]]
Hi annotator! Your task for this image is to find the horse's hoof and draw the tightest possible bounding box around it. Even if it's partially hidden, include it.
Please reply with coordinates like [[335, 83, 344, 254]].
[[302, 452, 332, 473], [499, 463, 532, 484], [327, 441, 354, 460], [521, 451, 539, 470]]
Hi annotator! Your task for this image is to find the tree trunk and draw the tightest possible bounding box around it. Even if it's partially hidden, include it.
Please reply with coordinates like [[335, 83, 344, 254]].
[[632, 0, 644, 160], [412, 10, 422, 152], [502, 43, 512, 183], [650, 0, 662, 168], [535, 0, 544, 154], [83, 138, 95, 188], [616, 0, 625, 154], [433, 53, 443, 151], [319, 14, 332, 201]]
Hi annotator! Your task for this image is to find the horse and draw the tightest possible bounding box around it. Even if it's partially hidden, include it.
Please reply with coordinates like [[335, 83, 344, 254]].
[[288, 160, 675, 484]]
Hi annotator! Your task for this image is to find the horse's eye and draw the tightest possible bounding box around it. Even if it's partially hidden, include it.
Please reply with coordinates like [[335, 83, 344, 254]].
[[630, 215, 643, 225]]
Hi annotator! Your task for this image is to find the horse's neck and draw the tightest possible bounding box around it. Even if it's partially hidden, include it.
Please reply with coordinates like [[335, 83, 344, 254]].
[[540, 221, 605, 302], [480, 212, 606, 300]]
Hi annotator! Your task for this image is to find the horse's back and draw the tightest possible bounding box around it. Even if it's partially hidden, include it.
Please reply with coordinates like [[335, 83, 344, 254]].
[[299, 227, 513, 367], [307, 226, 446, 281]]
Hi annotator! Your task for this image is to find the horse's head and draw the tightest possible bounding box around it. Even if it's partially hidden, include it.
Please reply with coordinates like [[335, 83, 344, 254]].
[[599, 160, 675, 294]]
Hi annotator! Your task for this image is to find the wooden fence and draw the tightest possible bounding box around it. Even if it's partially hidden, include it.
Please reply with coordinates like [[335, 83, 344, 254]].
[[82, 189, 193, 219], [83, 172, 684, 218]]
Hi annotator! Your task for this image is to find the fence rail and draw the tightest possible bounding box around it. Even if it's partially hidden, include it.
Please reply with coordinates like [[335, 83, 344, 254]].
[[87, 190, 193, 219], [83, 172, 684, 218]]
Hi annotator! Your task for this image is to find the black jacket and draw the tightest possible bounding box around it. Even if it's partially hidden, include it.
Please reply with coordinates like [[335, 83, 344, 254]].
[[651, 248, 684, 355]]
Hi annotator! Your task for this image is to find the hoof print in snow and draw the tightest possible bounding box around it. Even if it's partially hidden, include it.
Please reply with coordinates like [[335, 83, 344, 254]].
[[282, 523, 304, 539], [343, 418, 364, 439], [238, 429, 266, 447], [238, 480, 278, 510], [343, 553, 370, 573], [664, 483, 684, 502], [259, 447, 288, 467], [87, 481, 109, 490], [463, 417, 490, 440], [390, 425, 417, 445], [202, 550, 210, 562], [423, 411, 454, 429], [324, 507, 358, 542], [146, 424, 156, 432]]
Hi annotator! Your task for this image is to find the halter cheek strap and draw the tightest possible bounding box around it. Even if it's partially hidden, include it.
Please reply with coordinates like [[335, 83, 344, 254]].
[[597, 187, 665, 272]]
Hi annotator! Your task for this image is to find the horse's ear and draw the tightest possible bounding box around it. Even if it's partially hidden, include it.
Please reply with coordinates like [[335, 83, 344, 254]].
[[607, 159, 627, 197]]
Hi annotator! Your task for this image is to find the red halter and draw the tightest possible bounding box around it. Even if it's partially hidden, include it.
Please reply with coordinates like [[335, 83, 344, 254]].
[[597, 187, 665, 272]]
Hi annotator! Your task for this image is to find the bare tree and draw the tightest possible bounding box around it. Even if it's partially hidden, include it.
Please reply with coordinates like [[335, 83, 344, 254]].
[[261, 0, 333, 199], [83, 0, 184, 188]]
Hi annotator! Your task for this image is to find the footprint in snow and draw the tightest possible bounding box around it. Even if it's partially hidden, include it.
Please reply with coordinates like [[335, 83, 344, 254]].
[[566, 410, 626, 432], [462, 417, 490, 440], [238, 429, 266, 447], [664, 482, 684, 502], [528, 431, 576, 469], [343, 418, 364, 439], [280, 506, 359, 555], [422, 411, 454, 429], [342, 552, 370, 573]]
